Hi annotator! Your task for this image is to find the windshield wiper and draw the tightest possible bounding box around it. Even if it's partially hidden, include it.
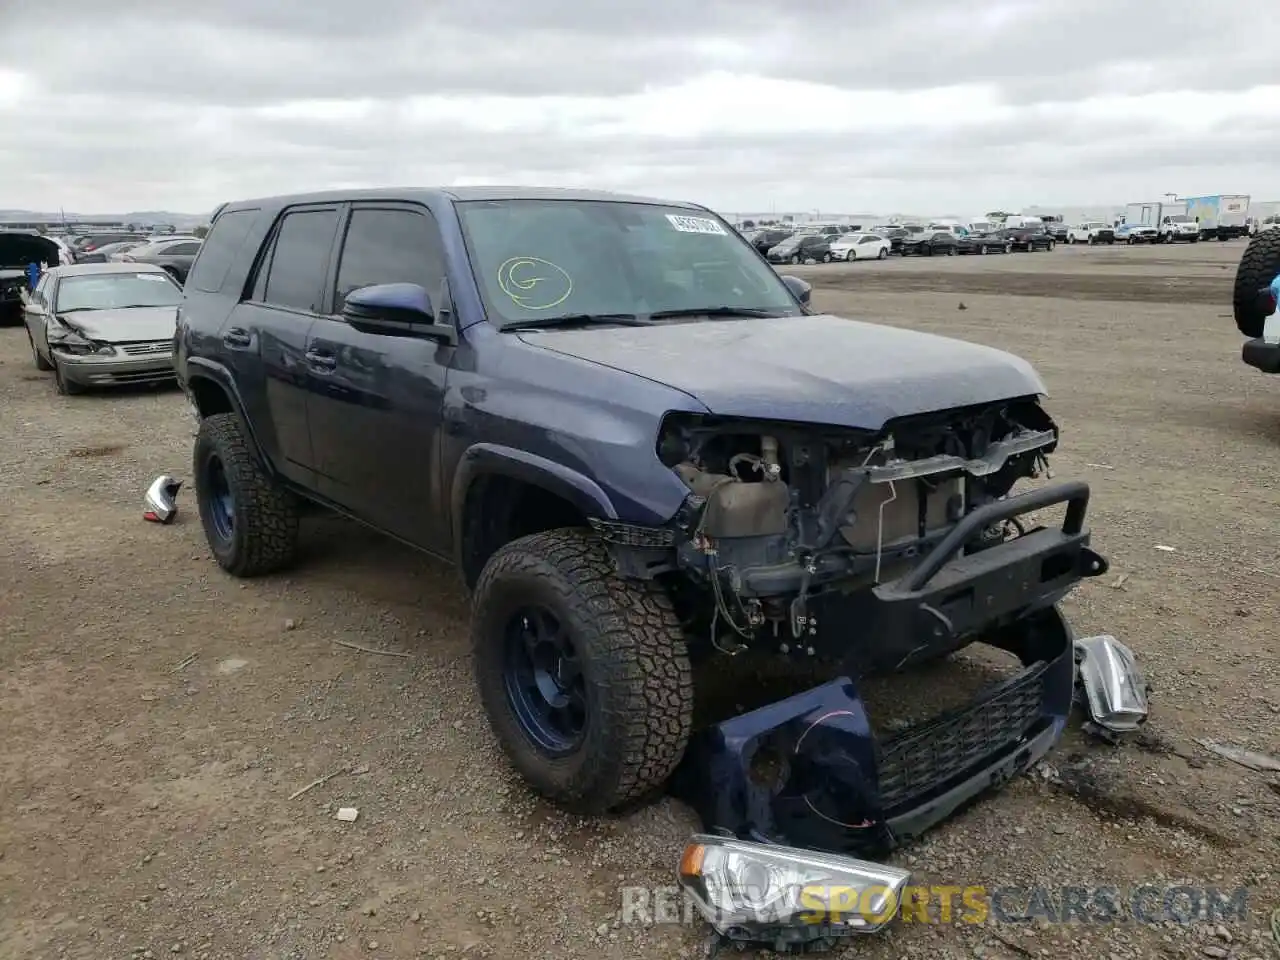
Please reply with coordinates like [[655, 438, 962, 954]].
[[646, 306, 786, 320], [55, 306, 102, 313], [503, 313, 654, 331]]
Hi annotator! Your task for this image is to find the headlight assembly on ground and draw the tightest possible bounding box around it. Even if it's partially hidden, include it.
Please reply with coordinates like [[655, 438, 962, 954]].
[[677, 834, 911, 949], [1074, 634, 1149, 733]]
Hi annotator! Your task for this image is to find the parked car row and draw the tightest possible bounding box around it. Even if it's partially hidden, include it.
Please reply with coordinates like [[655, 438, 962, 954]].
[[757, 222, 1061, 263]]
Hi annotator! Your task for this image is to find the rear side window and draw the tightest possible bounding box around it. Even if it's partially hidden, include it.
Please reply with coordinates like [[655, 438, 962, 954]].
[[332, 207, 446, 313], [189, 210, 258, 293], [261, 208, 340, 313], [162, 242, 201, 256]]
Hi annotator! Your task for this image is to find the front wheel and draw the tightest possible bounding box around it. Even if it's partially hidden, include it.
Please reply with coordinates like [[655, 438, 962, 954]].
[[946, 246, 956, 256], [1048, 240, 1056, 251], [846, 251, 856, 262], [52, 359, 86, 395], [193, 412, 301, 577], [876, 248, 887, 260], [790, 254, 802, 265], [471, 529, 694, 814], [29, 330, 52, 371]]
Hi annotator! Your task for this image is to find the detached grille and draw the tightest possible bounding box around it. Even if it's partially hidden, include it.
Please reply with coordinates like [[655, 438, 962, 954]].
[[876, 662, 1048, 809], [121, 340, 171, 356]]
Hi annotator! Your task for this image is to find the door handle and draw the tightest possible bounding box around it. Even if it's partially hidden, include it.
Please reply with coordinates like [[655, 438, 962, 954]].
[[305, 350, 337, 371], [222, 327, 252, 349]]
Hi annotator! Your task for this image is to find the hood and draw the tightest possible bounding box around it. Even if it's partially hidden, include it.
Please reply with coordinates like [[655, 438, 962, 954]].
[[517, 314, 1047, 430], [0, 232, 61, 269], [57, 306, 178, 343]]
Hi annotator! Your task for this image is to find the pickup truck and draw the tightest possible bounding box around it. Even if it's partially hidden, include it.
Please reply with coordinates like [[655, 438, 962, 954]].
[[174, 187, 1108, 845]]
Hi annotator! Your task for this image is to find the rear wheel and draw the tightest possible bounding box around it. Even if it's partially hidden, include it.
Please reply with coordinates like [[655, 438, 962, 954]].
[[877, 247, 887, 259], [1232, 231, 1280, 337], [193, 412, 301, 577], [472, 529, 694, 813]]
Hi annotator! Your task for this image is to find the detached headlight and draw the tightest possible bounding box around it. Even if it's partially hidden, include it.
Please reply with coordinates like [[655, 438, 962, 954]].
[[1075, 635, 1149, 733], [677, 835, 910, 945]]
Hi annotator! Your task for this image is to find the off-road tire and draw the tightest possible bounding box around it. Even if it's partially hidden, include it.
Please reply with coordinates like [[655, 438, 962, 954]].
[[193, 412, 300, 577], [28, 330, 52, 371], [471, 528, 694, 814], [1232, 230, 1280, 338]]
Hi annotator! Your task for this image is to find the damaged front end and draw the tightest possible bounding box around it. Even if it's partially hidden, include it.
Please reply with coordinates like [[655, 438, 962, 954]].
[[593, 399, 1108, 854]]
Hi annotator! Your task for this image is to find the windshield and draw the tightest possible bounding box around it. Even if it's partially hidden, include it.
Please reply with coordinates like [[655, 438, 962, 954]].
[[55, 272, 182, 312], [457, 200, 805, 326], [1168, 216, 1193, 223]]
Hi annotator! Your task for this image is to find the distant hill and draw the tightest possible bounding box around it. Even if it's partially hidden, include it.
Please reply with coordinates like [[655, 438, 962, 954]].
[[1, 209, 209, 227]]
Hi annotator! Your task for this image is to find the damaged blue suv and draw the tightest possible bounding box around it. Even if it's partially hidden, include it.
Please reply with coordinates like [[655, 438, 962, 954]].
[[175, 188, 1108, 855]]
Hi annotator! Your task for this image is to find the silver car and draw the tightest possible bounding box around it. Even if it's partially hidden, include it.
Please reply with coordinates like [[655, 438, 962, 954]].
[[23, 262, 182, 395]]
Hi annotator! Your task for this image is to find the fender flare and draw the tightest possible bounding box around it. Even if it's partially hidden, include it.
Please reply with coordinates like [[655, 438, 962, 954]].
[[184, 357, 277, 475], [450, 442, 618, 549]]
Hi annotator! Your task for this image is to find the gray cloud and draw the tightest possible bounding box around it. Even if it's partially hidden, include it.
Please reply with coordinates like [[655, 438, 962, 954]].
[[1, 0, 1277, 214]]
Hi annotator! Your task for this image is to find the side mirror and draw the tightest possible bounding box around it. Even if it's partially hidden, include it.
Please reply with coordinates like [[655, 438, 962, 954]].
[[341, 282, 457, 344], [780, 275, 811, 305]]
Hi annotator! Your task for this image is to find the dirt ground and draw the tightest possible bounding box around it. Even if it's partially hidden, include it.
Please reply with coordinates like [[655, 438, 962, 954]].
[[2, 240, 1278, 960]]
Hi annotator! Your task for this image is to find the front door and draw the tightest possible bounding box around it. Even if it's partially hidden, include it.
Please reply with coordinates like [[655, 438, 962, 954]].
[[305, 202, 454, 553]]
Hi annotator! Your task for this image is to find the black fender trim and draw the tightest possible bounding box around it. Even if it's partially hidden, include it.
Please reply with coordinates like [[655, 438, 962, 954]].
[[183, 357, 277, 476], [450, 442, 618, 560]]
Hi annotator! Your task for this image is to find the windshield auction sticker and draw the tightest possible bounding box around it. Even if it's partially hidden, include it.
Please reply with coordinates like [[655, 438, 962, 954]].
[[497, 257, 573, 311], [666, 214, 728, 236]]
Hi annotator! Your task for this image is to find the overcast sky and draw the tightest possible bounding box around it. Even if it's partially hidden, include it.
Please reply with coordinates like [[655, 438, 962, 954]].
[[2, 1, 1278, 216]]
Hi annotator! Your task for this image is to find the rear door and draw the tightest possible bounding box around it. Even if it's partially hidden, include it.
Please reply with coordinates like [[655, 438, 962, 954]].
[[223, 204, 341, 484], [304, 202, 454, 551]]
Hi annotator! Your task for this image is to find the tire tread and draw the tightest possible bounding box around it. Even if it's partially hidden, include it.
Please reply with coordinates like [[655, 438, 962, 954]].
[[472, 528, 693, 812], [194, 413, 299, 577]]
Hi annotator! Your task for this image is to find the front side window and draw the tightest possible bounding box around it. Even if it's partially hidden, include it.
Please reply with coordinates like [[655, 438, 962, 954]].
[[53, 271, 182, 313], [456, 200, 804, 326], [333, 207, 446, 313]]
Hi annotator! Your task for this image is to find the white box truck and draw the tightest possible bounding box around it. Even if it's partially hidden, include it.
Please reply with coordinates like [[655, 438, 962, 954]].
[[1184, 195, 1251, 241]]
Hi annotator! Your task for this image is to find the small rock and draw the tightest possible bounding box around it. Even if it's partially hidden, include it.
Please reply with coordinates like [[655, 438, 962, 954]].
[[1201, 947, 1227, 958], [596, 923, 609, 937], [1214, 925, 1231, 942], [1013, 826, 1027, 836], [284, 618, 297, 631], [411, 911, 422, 923]]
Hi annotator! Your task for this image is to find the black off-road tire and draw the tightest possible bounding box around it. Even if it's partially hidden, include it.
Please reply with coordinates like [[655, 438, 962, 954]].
[[471, 528, 694, 814], [193, 412, 300, 577], [1232, 231, 1280, 338]]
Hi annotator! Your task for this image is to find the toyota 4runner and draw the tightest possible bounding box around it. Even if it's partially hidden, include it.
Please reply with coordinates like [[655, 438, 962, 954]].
[[175, 188, 1107, 830]]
